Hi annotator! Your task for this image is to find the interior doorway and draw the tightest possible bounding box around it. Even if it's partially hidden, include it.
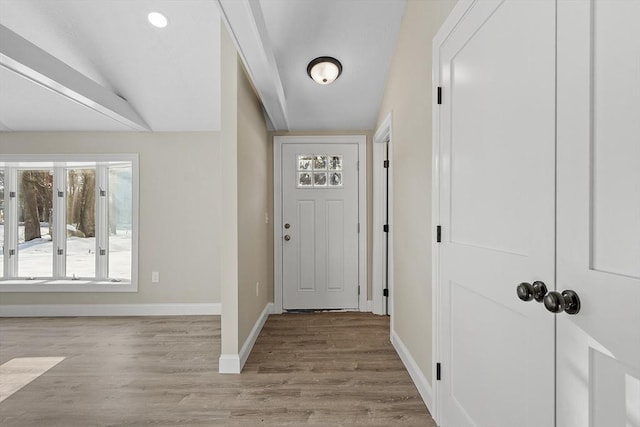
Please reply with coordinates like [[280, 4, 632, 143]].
[[372, 114, 393, 316]]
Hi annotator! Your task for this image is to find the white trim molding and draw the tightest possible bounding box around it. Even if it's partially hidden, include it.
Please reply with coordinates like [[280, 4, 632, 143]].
[[218, 354, 241, 374], [219, 302, 274, 374], [215, 0, 289, 130], [391, 328, 434, 415], [0, 303, 221, 317], [239, 302, 274, 368], [372, 112, 393, 316], [273, 135, 368, 314]]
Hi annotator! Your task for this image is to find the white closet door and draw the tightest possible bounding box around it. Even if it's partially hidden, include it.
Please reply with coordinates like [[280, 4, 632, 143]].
[[437, 1, 556, 426], [556, 1, 640, 426]]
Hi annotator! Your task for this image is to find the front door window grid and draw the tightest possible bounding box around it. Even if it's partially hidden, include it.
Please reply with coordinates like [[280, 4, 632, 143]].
[[297, 154, 343, 188]]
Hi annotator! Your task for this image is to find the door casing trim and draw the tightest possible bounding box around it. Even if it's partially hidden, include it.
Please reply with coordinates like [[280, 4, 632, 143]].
[[372, 113, 393, 316], [273, 135, 368, 314]]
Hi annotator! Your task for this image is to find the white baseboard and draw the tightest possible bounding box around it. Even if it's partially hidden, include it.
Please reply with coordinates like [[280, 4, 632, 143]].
[[219, 302, 274, 374], [0, 303, 221, 317], [366, 299, 373, 312], [391, 328, 434, 414], [218, 354, 241, 374], [239, 302, 273, 368]]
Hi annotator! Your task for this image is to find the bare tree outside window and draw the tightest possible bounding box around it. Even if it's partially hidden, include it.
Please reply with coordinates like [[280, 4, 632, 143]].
[[67, 169, 96, 237], [18, 170, 53, 277], [66, 169, 96, 278]]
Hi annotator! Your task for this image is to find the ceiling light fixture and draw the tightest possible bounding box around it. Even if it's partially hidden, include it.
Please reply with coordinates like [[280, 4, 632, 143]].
[[148, 11, 168, 28], [307, 56, 342, 85]]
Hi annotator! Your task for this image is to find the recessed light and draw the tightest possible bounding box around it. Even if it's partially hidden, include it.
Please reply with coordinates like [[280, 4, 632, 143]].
[[148, 12, 168, 28]]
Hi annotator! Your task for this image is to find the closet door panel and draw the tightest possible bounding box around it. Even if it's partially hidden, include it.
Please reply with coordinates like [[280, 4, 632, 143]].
[[556, 1, 640, 426]]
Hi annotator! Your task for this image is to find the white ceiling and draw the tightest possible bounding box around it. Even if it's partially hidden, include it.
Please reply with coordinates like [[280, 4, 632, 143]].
[[258, 0, 405, 131], [0, 0, 405, 133], [0, 0, 221, 132]]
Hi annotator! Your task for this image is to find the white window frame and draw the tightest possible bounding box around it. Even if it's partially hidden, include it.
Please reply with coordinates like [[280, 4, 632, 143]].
[[0, 154, 139, 292]]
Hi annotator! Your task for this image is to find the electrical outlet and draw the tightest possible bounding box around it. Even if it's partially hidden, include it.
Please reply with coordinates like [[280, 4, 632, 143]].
[[264, 212, 269, 224], [256, 282, 260, 296], [151, 271, 160, 283]]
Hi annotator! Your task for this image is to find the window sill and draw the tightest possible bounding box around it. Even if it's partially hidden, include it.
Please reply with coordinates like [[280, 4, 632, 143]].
[[0, 280, 137, 293]]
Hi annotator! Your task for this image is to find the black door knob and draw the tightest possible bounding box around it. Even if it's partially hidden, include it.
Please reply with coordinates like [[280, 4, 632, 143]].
[[517, 281, 548, 303], [532, 281, 548, 302], [517, 282, 534, 301], [544, 290, 581, 315]]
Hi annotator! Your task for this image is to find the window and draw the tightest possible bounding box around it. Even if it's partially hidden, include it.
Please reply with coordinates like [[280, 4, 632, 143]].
[[0, 155, 138, 292], [297, 154, 343, 188]]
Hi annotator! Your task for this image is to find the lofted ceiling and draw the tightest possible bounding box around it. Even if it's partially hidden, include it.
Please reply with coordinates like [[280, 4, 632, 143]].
[[0, 0, 405, 133]]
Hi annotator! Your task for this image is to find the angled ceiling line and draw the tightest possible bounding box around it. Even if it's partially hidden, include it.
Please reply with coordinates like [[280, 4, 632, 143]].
[[216, 0, 289, 131], [0, 24, 150, 131]]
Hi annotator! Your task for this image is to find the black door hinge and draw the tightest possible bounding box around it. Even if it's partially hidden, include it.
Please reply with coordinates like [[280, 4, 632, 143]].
[[383, 160, 390, 168], [437, 86, 442, 105], [383, 289, 389, 297], [436, 225, 442, 243], [383, 224, 389, 233], [436, 363, 441, 380]]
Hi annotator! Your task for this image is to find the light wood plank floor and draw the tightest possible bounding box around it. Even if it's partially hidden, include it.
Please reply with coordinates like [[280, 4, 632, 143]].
[[0, 312, 436, 426]]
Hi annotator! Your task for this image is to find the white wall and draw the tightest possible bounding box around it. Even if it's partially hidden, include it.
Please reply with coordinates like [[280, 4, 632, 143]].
[[376, 0, 457, 384], [0, 131, 222, 306]]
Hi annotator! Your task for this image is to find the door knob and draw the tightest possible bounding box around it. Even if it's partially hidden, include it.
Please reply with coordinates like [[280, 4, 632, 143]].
[[532, 281, 548, 302], [543, 290, 581, 315], [284, 235, 291, 241], [516, 281, 547, 302], [517, 282, 534, 301]]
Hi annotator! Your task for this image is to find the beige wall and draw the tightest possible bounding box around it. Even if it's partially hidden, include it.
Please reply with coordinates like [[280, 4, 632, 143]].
[[270, 130, 373, 301], [219, 23, 240, 356], [0, 132, 221, 305], [219, 23, 272, 359], [375, 0, 457, 383], [237, 60, 272, 346]]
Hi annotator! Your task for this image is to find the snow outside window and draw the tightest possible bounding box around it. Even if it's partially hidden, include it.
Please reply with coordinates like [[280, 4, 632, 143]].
[[0, 155, 138, 292]]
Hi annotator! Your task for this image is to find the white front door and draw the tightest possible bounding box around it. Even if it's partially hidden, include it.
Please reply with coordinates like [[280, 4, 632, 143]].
[[437, 1, 556, 426], [281, 143, 359, 310], [556, 1, 640, 425]]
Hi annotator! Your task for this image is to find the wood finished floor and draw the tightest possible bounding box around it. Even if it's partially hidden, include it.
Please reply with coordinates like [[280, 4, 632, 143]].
[[0, 313, 436, 426]]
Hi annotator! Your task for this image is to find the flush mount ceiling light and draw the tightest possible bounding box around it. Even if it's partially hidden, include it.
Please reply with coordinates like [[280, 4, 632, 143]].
[[307, 56, 342, 85], [148, 11, 168, 28]]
